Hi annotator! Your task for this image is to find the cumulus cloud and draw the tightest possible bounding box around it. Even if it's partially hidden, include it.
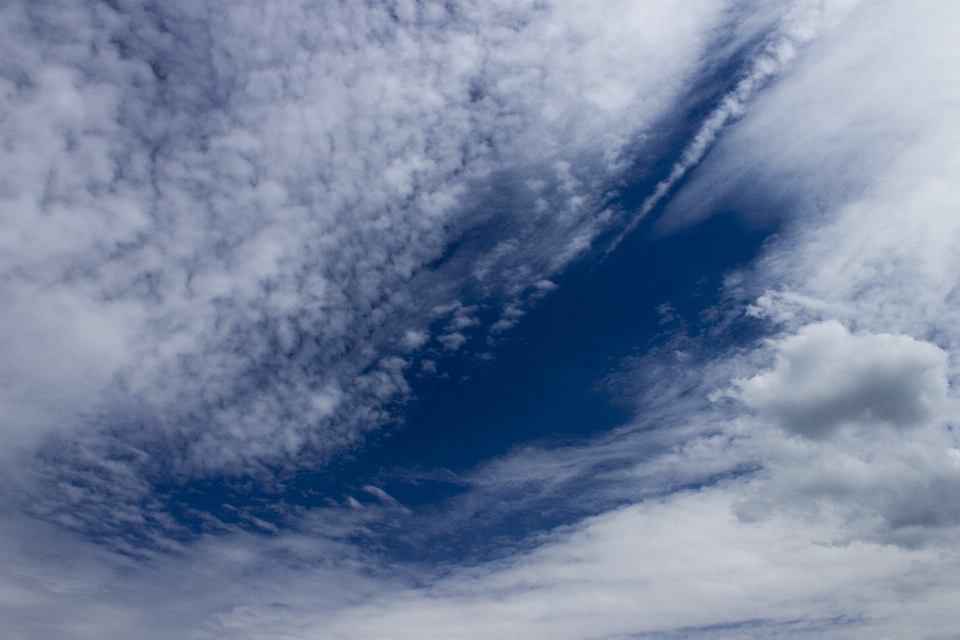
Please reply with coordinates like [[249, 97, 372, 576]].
[[730, 320, 948, 438]]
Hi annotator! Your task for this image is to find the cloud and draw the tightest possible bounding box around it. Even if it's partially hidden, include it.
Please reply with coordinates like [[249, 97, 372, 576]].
[[316, 1, 960, 633], [7, 1, 960, 638], [660, 0, 960, 242], [7, 482, 954, 640], [0, 0, 749, 543], [614, 0, 861, 244], [730, 320, 948, 438], [309, 488, 960, 640]]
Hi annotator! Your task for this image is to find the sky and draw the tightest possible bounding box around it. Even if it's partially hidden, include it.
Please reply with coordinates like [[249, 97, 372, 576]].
[[3, 1, 960, 638]]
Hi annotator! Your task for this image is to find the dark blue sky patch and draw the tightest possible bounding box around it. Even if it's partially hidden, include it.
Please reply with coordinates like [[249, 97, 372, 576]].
[[156, 208, 772, 550], [148, 26, 782, 549], [383, 211, 771, 469]]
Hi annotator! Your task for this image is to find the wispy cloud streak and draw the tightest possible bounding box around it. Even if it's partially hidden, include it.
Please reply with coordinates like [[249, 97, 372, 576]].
[[612, 0, 859, 248]]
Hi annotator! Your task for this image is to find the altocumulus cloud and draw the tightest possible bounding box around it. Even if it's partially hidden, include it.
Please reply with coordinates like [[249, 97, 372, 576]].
[[5, 0, 960, 639], [0, 0, 739, 540]]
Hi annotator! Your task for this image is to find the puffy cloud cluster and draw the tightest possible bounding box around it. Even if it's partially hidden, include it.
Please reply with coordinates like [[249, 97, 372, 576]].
[[731, 320, 948, 438]]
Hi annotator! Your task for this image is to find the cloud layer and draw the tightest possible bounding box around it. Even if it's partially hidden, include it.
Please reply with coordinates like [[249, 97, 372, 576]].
[[1, 0, 752, 543], [6, 0, 960, 638]]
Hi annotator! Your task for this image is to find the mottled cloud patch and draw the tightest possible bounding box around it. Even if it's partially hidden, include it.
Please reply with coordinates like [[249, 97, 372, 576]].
[[0, 0, 737, 463], [0, 0, 752, 544]]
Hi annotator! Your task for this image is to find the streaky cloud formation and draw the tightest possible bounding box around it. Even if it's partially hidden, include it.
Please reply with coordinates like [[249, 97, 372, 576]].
[[614, 0, 859, 244], [4, 0, 960, 638]]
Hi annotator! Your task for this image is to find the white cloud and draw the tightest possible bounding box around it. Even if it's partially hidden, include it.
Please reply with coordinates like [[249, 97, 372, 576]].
[[615, 0, 862, 243], [660, 0, 960, 252], [306, 1, 960, 635], [0, 0, 746, 539], [310, 488, 960, 640], [730, 320, 948, 438], [7, 484, 956, 640]]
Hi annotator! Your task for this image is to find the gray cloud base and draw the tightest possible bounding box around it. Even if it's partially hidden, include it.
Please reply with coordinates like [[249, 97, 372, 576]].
[[732, 320, 948, 438]]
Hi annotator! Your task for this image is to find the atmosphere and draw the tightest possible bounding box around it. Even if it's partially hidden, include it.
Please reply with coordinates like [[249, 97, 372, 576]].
[[4, 1, 960, 638]]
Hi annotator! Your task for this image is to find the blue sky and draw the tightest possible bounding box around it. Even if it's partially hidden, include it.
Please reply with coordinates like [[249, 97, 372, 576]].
[[4, 1, 960, 638]]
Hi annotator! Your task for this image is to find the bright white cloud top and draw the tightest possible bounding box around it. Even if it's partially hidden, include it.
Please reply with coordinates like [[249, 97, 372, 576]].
[[3, 0, 960, 638]]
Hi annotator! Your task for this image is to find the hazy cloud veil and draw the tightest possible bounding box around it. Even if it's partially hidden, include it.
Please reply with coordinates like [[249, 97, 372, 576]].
[[3, 0, 960, 638]]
